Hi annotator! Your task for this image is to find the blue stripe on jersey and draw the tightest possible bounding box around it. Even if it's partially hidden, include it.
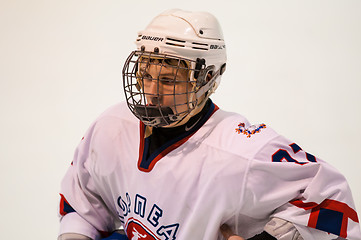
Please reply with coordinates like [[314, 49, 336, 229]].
[[316, 208, 343, 236]]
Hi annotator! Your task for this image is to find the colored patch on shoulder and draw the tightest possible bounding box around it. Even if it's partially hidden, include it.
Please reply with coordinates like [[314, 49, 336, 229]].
[[235, 122, 266, 138]]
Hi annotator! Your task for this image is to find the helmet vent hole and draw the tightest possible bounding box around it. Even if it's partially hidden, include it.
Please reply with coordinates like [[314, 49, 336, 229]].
[[165, 38, 186, 48], [199, 29, 204, 34], [166, 37, 185, 43], [192, 46, 208, 51], [166, 42, 185, 48], [192, 42, 208, 46], [192, 42, 209, 51]]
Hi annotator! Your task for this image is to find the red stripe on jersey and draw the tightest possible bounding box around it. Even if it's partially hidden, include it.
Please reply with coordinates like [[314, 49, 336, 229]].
[[125, 217, 160, 240], [59, 194, 111, 238], [290, 199, 359, 238], [289, 199, 318, 210], [59, 193, 71, 216]]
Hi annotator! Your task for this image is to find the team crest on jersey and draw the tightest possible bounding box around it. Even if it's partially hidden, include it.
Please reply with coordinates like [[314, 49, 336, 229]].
[[126, 218, 159, 240], [235, 122, 266, 138]]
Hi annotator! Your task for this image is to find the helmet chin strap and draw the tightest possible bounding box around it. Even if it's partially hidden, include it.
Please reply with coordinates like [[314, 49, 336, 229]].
[[135, 105, 180, 127], [163, 97, 207, 128], [143, 94, 207, 137]]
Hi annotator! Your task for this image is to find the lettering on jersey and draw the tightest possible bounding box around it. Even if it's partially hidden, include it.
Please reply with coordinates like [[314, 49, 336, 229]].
[[235, 122, 266, 138], [141, 35, 164, 42], [135, 194, 147, 218], [118, 193, 131, 218], [272, 143, 317, 165], [147, 204, 163, 227], [157, 224, 179, 240], [117, 193, 180, 240]]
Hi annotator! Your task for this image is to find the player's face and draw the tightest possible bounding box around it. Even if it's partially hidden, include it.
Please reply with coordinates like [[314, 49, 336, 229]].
[[138, 58, 193, 116]]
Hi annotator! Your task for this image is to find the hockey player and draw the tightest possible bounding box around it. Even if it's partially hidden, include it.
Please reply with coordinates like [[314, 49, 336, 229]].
[[58, 9, 361, 240]]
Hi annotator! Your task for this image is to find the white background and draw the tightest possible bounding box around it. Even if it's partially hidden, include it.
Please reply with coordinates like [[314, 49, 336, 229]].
[[0, 0, 360, 239]]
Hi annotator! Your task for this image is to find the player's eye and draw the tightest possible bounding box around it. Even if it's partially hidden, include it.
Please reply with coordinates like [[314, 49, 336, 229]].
[[160, 77, 175, 84], [142, 72, 153, 80]]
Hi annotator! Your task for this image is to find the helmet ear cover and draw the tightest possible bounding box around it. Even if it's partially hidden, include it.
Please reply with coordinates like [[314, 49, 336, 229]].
[[196, 64, 216, 89], [194, 58, 206, 79]]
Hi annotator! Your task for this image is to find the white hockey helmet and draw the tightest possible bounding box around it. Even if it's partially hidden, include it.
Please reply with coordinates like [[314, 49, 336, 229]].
[[123, 9, 226, 127]]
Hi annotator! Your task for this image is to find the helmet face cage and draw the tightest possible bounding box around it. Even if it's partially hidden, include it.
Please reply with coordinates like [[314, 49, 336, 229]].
[[123, 50, 202, 127]]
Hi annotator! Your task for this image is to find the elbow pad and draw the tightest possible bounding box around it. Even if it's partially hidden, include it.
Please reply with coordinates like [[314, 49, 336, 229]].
[[58, 233, 92, 240], [264, 218, 303, 240]]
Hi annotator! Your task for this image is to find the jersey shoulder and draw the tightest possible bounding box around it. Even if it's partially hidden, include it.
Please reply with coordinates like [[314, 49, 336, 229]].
[[90, 101, 139, 133], [96, 101, 137, 122], [78, 101, 139, 150], [199, 108, 281, 160], [205, 109, 319, 166]]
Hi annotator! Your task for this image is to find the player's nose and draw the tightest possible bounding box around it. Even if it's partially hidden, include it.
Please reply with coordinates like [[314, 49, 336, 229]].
[[146, 80, 162, 105]]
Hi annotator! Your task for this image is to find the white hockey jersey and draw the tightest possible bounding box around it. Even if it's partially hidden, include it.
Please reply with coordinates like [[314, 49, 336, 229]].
[[58, 101, 361, 240]]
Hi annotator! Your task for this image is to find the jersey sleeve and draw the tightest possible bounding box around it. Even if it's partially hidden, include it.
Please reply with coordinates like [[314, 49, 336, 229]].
[[242, 135, 361, 240], [58, 121, 118, 240]]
